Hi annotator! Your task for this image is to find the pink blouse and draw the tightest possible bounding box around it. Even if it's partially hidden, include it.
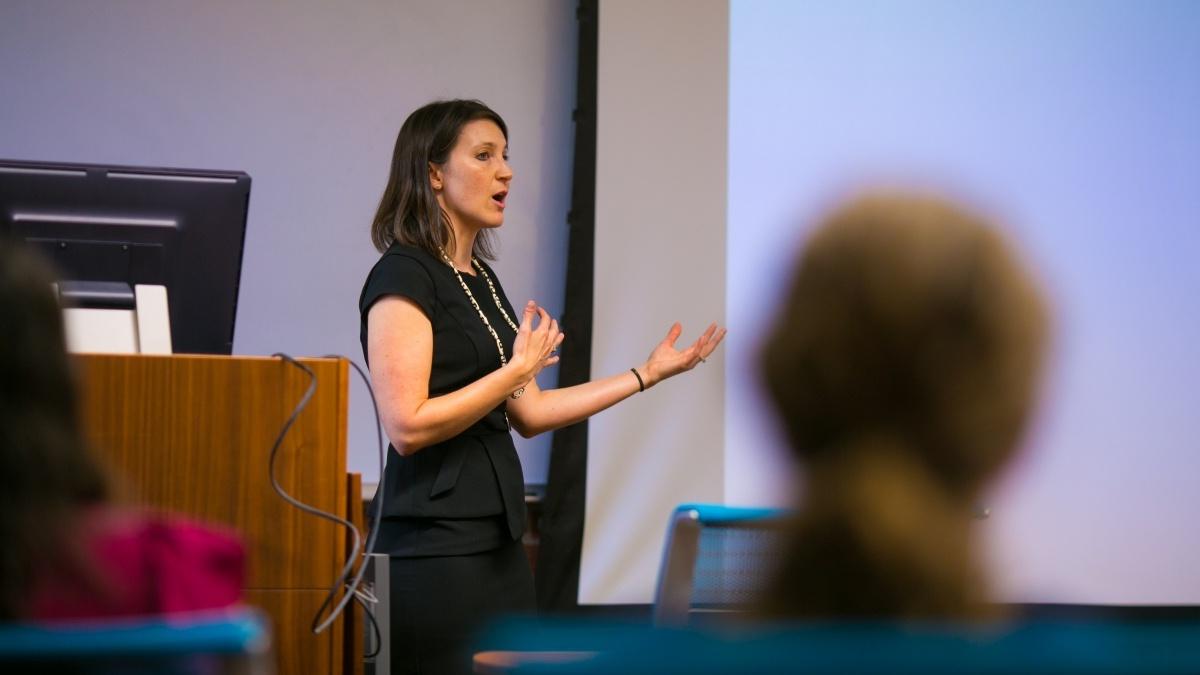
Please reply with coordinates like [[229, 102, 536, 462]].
[[27, 508, 245, 620]]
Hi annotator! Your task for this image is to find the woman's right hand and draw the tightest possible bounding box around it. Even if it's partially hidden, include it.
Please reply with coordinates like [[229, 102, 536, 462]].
[[507, 301, 563, 391]]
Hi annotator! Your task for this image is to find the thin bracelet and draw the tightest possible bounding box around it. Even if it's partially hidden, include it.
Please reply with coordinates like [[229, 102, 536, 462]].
[[630, 368, 645, 393]]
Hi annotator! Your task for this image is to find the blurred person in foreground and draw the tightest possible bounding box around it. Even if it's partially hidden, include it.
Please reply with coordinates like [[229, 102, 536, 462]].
[[0, 241, 244, 621], [757, 194, 1048, 619]]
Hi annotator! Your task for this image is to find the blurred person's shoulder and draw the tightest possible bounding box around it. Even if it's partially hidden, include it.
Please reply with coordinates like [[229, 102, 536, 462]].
[[28, 506, 245, 621]]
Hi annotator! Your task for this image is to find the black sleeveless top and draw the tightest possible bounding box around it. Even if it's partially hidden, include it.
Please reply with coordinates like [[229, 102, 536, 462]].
[[359, 243, 525, 557]]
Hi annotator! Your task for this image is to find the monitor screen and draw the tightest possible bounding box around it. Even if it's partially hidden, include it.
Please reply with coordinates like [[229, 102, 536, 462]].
[[0, 159, 250, 354]]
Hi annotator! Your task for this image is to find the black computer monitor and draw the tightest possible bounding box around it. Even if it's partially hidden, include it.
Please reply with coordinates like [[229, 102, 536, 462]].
[[0, 159, 250, 354]]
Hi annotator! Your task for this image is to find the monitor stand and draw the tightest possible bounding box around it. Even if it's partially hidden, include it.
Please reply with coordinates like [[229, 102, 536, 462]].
[[58, 281, 172, 355]]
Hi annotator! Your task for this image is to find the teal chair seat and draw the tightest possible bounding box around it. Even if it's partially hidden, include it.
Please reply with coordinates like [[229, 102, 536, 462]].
[[476, 616, 1200, 674], [478, 503, 1200, 673], [0, 608, 271, 674]]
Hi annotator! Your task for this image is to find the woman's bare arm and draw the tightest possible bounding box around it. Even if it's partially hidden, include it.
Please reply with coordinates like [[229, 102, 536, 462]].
[[506, 322, 726, 437], [368, 296, 559, 454]]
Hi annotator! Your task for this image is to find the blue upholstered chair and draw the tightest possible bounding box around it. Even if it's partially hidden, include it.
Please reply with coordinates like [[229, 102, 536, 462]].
[[476, 503, 1200, 673], [652, 503, 790, 626], [476, 616, 1200, 674], [0, 608, 271, 674]]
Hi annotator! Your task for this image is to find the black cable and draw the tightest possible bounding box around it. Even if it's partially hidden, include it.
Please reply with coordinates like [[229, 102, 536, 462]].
[[269, 353, 386, 645], [322, 354, 387, 659], [357, 589, 383, 659]]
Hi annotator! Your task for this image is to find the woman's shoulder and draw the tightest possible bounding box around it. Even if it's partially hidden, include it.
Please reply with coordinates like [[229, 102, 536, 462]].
[[365, 243, 443, 287], [27, 506, 245, 620], [377, 242, 441, 269], [360, 243, 444, 316]]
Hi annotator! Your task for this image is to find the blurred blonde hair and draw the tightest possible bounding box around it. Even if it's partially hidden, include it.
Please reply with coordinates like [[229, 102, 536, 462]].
[[758, 193, 1048, 619]]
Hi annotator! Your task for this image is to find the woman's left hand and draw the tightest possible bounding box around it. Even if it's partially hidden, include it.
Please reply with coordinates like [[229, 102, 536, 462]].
[[640, 322, 727, 388]]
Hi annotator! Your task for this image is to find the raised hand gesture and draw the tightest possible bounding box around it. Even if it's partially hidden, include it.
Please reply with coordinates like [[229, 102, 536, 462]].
[[640, 322, 726, 388], [509, 300, 564, 388]]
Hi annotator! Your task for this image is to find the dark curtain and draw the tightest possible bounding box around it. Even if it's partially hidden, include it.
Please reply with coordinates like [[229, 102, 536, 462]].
[[535, 0, 598, 613]]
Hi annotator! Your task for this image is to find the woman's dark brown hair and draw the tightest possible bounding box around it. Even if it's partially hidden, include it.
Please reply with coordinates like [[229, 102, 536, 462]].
[[370, 99, 507, 258], [0, 242, 108, 619], [758, 194, 1048, 619]]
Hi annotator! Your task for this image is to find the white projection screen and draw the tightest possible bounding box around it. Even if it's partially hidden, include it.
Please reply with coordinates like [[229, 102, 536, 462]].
[[583, 0, 1200, 606], [582, 0, 728, 605]]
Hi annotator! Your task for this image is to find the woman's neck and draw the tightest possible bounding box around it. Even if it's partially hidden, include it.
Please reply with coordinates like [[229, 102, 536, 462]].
[[447, 222, 478, 272]]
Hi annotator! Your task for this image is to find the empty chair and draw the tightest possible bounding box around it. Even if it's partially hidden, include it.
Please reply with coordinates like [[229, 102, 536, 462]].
[[652, 503, 789, 627]]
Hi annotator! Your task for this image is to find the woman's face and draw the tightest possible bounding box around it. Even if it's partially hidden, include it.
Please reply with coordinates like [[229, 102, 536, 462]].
[[431, 119, 512, 233]]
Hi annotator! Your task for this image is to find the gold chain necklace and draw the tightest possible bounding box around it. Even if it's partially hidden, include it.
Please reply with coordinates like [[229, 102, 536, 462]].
[[438, 248, 525, 399]]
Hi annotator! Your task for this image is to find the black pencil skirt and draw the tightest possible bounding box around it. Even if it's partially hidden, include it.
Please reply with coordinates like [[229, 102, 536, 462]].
[[387, 538, 535, 675]]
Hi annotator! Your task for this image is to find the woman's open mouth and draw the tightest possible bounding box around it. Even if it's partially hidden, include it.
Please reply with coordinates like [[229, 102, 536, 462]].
[[492, 191, 507, 208]]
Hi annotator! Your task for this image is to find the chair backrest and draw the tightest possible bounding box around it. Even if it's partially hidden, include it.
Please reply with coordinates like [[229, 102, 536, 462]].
[[652, 503, 789, 626], [0, 608, 272, 674]]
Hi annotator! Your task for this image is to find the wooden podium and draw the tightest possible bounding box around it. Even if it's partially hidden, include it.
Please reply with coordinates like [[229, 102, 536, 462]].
[[75, 354, 364, 675]]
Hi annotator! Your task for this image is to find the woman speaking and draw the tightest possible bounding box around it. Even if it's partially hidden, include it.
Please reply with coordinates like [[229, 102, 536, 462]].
[[359, 99, 724, 673]]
